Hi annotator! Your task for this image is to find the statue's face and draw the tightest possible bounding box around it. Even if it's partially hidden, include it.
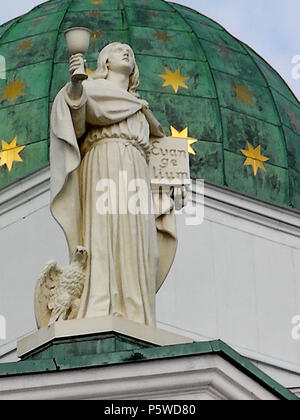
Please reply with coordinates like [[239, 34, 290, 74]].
[[107, 43, 135, 75]]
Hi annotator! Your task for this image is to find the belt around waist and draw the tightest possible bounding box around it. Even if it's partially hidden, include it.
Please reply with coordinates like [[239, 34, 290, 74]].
[[82, 137, 148, 161]]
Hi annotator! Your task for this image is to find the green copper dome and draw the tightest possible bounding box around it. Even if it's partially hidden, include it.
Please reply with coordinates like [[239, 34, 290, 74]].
[[1, 0, 300, 210]]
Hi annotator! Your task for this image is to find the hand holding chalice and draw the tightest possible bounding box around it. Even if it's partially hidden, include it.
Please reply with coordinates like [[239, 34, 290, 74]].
[[64, 27, 92, 82]]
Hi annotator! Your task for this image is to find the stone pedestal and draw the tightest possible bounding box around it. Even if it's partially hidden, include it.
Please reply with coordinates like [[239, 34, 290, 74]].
[[17, 316, 193, 360], [1, 334, 295, 400], [0, 317, 293, 400]]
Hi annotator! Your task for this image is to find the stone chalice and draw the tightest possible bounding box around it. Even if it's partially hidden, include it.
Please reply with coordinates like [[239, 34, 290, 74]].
[[64, 27, 92, 81]]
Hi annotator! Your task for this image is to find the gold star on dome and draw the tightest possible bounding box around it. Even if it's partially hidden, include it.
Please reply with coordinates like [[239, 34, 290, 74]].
[[89, 10, 101, 17], [17, 39, 33, 52], [0, 137, 25, 172], [91, 30, 102, 42], [159, 68, 189, 94], [216, 42, 231, 56], [91, 0, 103, 4], [241, 142, 269, 176], [86, 67, 96, 76], [170, 126, 197, 155], [286, 109, 300, 132], [33, 17, 44, 25], [148, 11, 159, 18], [1, 79, 26, 104], [234, 83, 255, 106], [155, 31, 172, 43]]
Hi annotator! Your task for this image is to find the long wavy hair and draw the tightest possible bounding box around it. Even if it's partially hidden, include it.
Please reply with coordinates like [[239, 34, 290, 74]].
[[91, 42, 140, 97]]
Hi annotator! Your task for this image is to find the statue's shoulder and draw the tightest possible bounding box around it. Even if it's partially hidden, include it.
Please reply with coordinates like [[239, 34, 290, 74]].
[[83, 77, 108, 94]]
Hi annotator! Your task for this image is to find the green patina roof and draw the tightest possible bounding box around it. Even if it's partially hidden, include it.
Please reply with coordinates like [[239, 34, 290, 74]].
[[0, 0, 300, 209], [0, 336, 297, 400]]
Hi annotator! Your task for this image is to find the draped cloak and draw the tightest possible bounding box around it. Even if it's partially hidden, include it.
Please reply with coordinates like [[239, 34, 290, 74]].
[[50, 78, 177, 326]]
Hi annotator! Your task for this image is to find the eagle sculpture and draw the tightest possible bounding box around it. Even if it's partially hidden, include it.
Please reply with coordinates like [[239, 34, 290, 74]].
[[34, 246, 88, 328]]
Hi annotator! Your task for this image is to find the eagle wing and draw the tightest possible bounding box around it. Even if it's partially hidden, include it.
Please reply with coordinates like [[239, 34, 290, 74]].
[[34, 261, 63, 328]]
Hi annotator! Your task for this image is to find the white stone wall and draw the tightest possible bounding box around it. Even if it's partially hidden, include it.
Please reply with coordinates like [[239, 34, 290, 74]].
[[0, 168, 69, 360], [156, 183, 300, 387], [1, 169, 300, 389]]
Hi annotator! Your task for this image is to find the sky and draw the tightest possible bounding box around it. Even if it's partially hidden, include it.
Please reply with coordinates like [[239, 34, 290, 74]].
[[0, 0, 299, 100]]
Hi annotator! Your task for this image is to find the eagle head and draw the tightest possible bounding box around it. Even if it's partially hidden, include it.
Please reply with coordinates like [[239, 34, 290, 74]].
[[72, 246, 88, 267]]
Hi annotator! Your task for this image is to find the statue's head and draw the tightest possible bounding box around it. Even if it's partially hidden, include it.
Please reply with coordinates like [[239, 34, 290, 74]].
[[92, 42, 139, 96]]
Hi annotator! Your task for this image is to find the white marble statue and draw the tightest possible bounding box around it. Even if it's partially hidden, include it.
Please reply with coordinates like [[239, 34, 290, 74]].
[[49, 42, 177, 327]]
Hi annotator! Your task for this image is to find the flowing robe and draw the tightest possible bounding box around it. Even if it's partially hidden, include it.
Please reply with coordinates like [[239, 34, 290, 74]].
[[50, 78, 177, 326]]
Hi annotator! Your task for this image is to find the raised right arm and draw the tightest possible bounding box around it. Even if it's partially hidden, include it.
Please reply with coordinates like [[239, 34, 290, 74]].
[[65, 54, 87, 139]]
